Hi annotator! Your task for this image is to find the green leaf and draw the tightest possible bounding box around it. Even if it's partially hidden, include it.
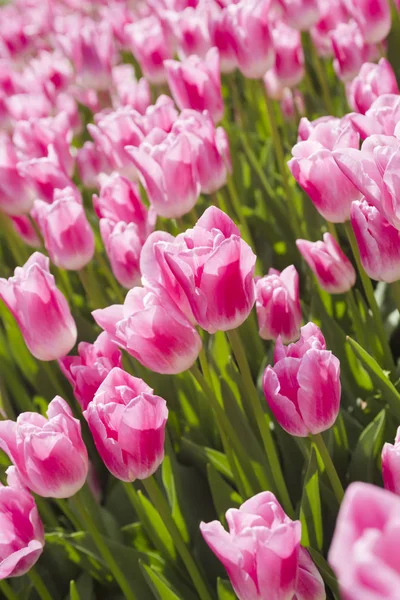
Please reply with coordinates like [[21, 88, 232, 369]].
[[69, 581, 80, 600], [207, 463, 242, 525], [300, 448, 323, 551], [348, 409, 387, 484], [346, 336, 400, 419], [217, 578, 236, 600], [180, 438, 233, 482], [162, 438, 190, 543], [139, 562, 183, 600]]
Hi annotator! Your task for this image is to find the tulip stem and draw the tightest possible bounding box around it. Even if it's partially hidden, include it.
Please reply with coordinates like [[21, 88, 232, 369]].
[[27, 567, 52, 600], [0, 580, 19, 600], [312, 433, 344, 503], [227, 329, 294, 518], [74, 489, 136, 600], [142, 476, 214, 600], [302, 32, 334, 115], [344, 221, 394, 372], [391, 280, 400, 315]]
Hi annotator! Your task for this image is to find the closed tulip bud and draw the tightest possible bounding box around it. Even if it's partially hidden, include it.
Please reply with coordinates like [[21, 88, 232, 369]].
[[331, 21, 368, 82], [59, 332, 122, 410], [100, 219, 143, 289], [174, 6, 212, 60], [329, 482, 400, 600], [255, 265, 302, 343], [382, 427, 400, 495], [0, 253, 77, 361], [93, 285, 202, 375], [201, 491, 325, 600], [0, 135, 35, 216], [310, 0, 349, 57], [346, 59, 399, 115], [0, 467, 44, 579], [346, 0, 391, 44], [11, 215, 41, 248], [279, 0, 320, 31], [84, 367, 168, 482], [297, 234, 356, 294], [281, 88, 306, 121], [0, 397, 88, 498], [271, 21, 304, 88], [350, 199, 400, 283], [111, 64, 151, 115], [17, 149, 74, 204], [165, 47, 224, 123], [208, 5, 238, 74], [263, 322, 341, 437], [32, 190, 95, 271]]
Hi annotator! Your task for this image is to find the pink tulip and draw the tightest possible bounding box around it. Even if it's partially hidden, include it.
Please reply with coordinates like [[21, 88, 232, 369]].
[[311, 0, 349, 57], [127, 130, 200, 219], [346, 59, 399, 115], [329, 482, 400, 600], [331, 21, 369, 82], [207, 5, 238, 73], [350, 94, 400, 138], [297, 115, 356, 145], [100, 219, 143, 289], [350, 199, 400, 283], [263, 322, 341, 437], [141, 95, 179, 136], [93, 173, 154, 240], [382, 427, 400, 495], [174, 5, 212, 60], [111, 65, 151, 115], [281, 88, 306, 121], [23, 50, 73, 99], [255, 265, 302, 343], [346, 0, 391, 44], [17, 150, 74, 204], [271, 21, 304, 88], [278, 0, 320, 31], [0, 397, 88, 498], [296, 233, 356, 294], [0, 467, 44, 579], [59, 332, 122, 410], [0, 135, 35, 215], [143, 207, 256, 333], [32, 189, 95, 271], [77, 141, 110, 189], [11, 215, 41, 248], [84, 367, 168, 482], [93, 285, 202, 374], [165, 47, 224, 123], [0, 253, 77, 360], [125, 16, 174, 84], [201, 491, 325, 600]]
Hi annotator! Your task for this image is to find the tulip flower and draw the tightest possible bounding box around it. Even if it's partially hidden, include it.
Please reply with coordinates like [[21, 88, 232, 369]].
[[17, 150, 74, 204], [263, 322, 341, 437], [350, 199, 400, 283], [201, 491, 325, 600], [310, 0, 349, 57], [0, 134, 35, 215], [11, 215, 40, 248], [142, 207, 256, 333], [59, 332, 122, 410], [0, 397, 88, 498], [84, 367, 168, 482], [255, 265, 302, 343], [32, 189, 95, 271], [281, 88, 306, 121], [208, 5, 238, 73], [93, 285, 202, 374], [111, 64, 151, 114], [141, 95, 179, 136], [0, 467, 44, 579], [346, 0, 391, 44], [77, 141, 111, 189], [297, 116, 358, 146], [278, 0, 321, 31], [331, 21, 368, 82], [165, 47, 224, 123], [100, 219, 143, 289], [270, 21, 304, 89], [382, 427, 400, 495], [174, 5, 212, 60], [346, 59, 399, 115], [0, 253, 77, 361], [349, 94, 400, 138], [329, 482, 400, 600], [296, 233, 356, 294]]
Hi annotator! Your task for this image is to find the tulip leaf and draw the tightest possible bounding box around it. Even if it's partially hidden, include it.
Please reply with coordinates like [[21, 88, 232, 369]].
[[69, 581, 81, 600], [346, 336, 400, 419], [139, 561, 183, 600], [162, 441, 190, 543], [217, 578, 236, 600], [300, 447, 323, 551], [348, 409, 389, 484], [180, 438, 233, 482], [207, 463, 242, 525], [68, 573, 94, 600]]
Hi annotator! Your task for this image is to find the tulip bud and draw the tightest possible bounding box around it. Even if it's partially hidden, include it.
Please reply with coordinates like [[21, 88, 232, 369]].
[[346, 58, 399, 115], [93, 285, 202, 375], [296, 233, 356, 294], [174, 6, 212, 60], [0, 135, 35, 215], [0, 253, 77, 361], [201, 491, 325, 600], [32, 190, 95, 271], [17, 150, 74, 204], [0, 397, 88, 498], [77, 141, 110, 189], [255, 265, 302, 343], [382, 427, 400, 495], [100, 219, 143, 289], [11, 215, 41, 248], [263, 322, 341, 437], [350, 199, 400, 283], [346, 0, 391, 44], [165, 48, 224, 123], [331, 21, 368, 82], [59, 332, 122, 410], [279, 0, 320, 31], [310, 0, 349, 57], [208, 5, 238, 74], [271, 21, 304, 88], [111, 64, 151, 114], [329, 482, 400, 600], [0, 467, 44, 579], [281, 88, 306, 121], [84, 367, 168, 482]]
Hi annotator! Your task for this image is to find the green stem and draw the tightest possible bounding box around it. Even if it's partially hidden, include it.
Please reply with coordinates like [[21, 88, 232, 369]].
[[96, 251, 126, 304], [227, 329, 294, 518], [55, 499, 82, 531], [35, 496, 59, 529], [142, 476, 214, 600], [74, 489, 136, 600], [346, 289, 368, 349], [0, 580, 19, 600], [392, 280, 400, 314], [344, 222, 394, 371], [304, 32, 335, 115], [27, 567, 52, 600], [312, 433, 344, 503], [226, 176, 259, 260], [327, 221, 339, 242], [79, 482, 106, 534]]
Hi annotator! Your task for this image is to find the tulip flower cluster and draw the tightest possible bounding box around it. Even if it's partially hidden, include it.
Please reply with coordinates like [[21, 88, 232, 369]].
[[1, 0, 400, 598]]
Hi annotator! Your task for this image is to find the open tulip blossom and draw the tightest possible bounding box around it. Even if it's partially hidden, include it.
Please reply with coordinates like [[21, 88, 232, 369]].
[[1, 0, 400, 597]]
